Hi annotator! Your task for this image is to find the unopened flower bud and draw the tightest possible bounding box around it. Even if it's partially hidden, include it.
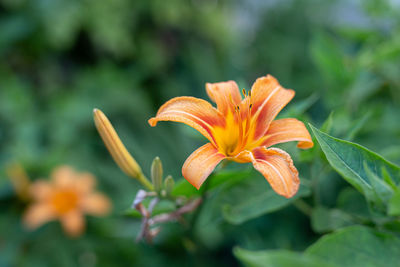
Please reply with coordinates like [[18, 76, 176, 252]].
[[151, 157, 163, 193], [93, 109, 142, 179], [164, 175, 174, 196]]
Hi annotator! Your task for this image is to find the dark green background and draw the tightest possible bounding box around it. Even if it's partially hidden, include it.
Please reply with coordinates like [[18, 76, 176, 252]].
[[1, 0, 399, 266]]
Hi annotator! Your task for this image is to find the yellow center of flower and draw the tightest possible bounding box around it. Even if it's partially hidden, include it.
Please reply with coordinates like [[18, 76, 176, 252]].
[[51, 190, 79, 215], [214, 90, 261, 157]]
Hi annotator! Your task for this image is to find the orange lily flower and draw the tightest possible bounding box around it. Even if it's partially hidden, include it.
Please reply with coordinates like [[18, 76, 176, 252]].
[[24, 166, 111, 237], [149, 75, 313, 198]]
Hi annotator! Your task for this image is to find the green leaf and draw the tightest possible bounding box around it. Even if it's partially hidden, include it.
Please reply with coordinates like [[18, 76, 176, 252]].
[[204, 168, 253, 191], [336, 187, 371, 219], [311, 206, 355, 233], [172, 169, 252, 198], [306, 225, 400, 267], [171, 179, 200, 198], [220, 172, 311, 224], [234, 247, 337, 267], [347, 71, 382, 109], [363, 162, 394, 210], [193, 170, 312, 245], [281, 93, 319, 117], [321, 111, 334, 134], [309, 124, 400, 210], [382, 167, 398, 190], [344, 110, 372, 141], [388, 190, 400, 216], [310, 32, 349, 84]]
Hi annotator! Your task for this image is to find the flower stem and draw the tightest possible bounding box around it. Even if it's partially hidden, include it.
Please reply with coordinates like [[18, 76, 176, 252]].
[[137, 172, 154, 191], [293, 199, 312, 216]]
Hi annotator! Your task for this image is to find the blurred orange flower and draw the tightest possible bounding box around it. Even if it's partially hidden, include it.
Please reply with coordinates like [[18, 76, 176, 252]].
[[23, 166, 111, 237], [149, 75, 313, 198]]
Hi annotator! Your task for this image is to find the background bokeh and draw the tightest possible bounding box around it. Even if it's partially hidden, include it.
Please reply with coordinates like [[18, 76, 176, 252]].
[[1, 0, 400, 266]]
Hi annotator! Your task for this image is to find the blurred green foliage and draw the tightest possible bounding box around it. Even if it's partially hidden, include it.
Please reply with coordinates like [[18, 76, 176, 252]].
[[1, 0, 400, 266]]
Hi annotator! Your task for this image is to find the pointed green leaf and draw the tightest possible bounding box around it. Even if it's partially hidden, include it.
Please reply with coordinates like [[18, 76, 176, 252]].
[[363, 162, 394, 210], [221, 174, 311, 224], [309, 124, 400, 208], [388, 190, 400, 216], [321, 111, 334, 134], [336, 187, 371, 219], [311, 206, 355, 233], [382, 167, 398, 190], [344, 110, 372, 141]]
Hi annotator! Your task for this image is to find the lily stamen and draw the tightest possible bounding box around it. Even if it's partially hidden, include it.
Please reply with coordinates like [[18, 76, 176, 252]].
[[235, 105, 244, 156]]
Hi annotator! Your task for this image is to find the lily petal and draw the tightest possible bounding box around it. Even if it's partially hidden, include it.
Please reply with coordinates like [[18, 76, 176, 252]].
[[262, 118, 314, 149], [52, 166, 76, 188], [24, 203, 56, 230], [75, 172, 96, 195], [206, 81, 242, 114], [81, 193, 111, 216], [182, 143, 225, 189], [61, 210, 85, 237], [251, 75, 295, 140], [30, 181, 52, 201], [148, 97, 224, 146], [251, 147, 299, 198]]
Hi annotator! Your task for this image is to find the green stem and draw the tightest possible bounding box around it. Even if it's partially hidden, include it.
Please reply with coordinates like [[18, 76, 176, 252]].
[[293, 199, 312, 216], [137, 172, 154, 191]]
